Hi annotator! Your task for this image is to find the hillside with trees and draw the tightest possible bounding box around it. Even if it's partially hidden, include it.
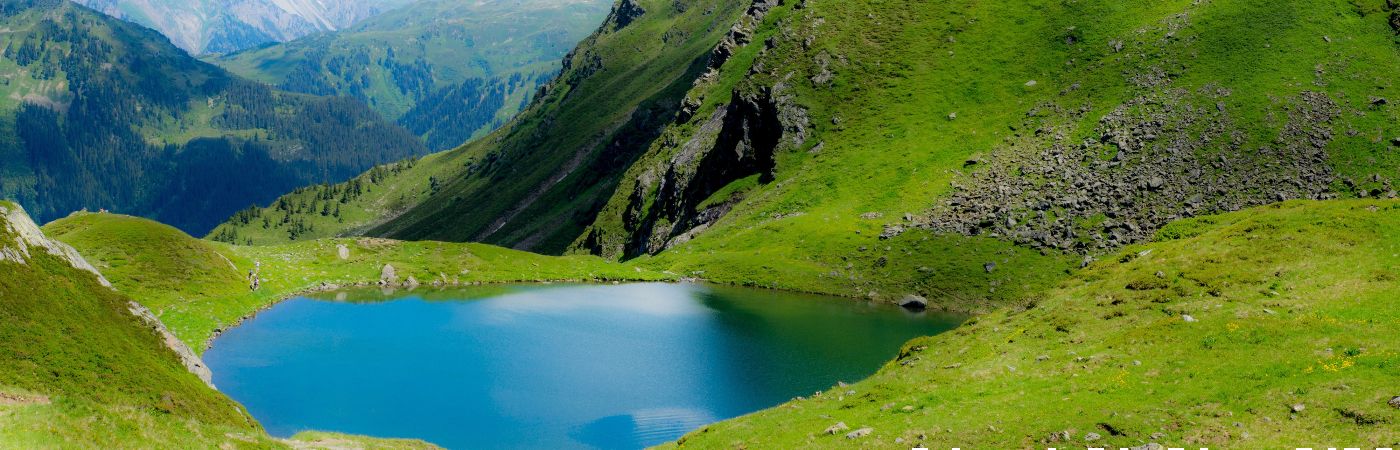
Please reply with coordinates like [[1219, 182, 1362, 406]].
[[0, 0, 426, 236]]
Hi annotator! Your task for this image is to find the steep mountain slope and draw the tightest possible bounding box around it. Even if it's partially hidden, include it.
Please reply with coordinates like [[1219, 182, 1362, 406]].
[[73, 0, 415, 54], [207, 0, 610, 150], [571, 0, 1400, 308], [658, 199, 1400, 448], [214, 0, 1400, 312], [0, 0, 426, 237], [209, 0, 751, 248]]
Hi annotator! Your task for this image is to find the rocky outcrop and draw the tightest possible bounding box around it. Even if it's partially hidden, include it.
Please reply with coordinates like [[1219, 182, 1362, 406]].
[[604, 0, 646, 29], [0, 203, 111, 287], [919, 85, 1346, 254], [571, 0, 824, 258], [128, 302, 216, 389], [617, 80, 809, 256], [912, 9, 1370, 255]]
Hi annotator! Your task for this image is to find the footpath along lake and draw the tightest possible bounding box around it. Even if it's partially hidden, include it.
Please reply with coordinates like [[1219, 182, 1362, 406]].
[[204, 282, 969, 449]]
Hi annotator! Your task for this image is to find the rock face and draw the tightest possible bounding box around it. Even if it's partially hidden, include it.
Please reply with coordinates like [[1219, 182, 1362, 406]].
[[128, 302, 215, 388], [571, 0, 812, 259], [381, 264, 397, 283], [605, 0, 646, 29], [0, 204, 111, 288]]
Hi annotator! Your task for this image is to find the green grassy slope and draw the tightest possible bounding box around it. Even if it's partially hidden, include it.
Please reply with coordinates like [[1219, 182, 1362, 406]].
[[571, 0, 1400, 311], [44, 212, 673, 353], [658, 199, 1400, 449], [207, 0, 608, 135], [210, 0, 753, 253], [0, 202, 265, 447], [44, 212, 249, 310]]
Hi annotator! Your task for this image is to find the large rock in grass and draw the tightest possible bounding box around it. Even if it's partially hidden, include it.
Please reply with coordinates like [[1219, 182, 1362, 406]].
[[899, 294, 928, 310], [381, 264, 397, 283], [336, 244, 349, 259]]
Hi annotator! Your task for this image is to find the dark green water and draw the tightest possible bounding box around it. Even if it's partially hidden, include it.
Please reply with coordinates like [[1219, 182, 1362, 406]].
[[204, 282, 968, 449]]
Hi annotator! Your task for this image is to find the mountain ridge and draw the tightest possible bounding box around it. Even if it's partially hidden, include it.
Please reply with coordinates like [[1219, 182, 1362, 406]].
[[74, 0, 416, 54], [0, 0, 427, 236], [205, 0, 610, 150]]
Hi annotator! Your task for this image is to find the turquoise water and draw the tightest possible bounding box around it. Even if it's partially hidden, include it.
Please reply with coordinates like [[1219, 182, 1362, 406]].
[[204, 282, 968, 449]]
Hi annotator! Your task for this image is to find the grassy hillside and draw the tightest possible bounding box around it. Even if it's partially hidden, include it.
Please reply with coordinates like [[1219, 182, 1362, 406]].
[[206, 0, 610, 150], [0, 202, 265, 446], [568, 0, 1400, 311], [658, 199, 1400, 449], [0, 0, 426, 236], [43, 212, 673, 352], [211, 0, 1400, 317], [210, 0, 752, 252]]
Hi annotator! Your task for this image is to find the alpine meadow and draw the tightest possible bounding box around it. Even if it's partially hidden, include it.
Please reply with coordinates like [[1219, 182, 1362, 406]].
[[3, 0, 1400, 448]]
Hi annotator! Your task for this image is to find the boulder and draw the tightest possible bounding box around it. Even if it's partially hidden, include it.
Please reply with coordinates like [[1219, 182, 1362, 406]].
[[406, 276, 419, 287], [899, 294, 928, 310], [336, 244, 349, 259], [1182, 314, 1198, 322], [381, 264, 397, 283], [983, 262, 997, 273], [844, 428, 873, 439], [823, 422, 849, 435], [1085, 432, 1102, 441], [1292, 403, 1305, 412], [1388, 396, 1399, 409]]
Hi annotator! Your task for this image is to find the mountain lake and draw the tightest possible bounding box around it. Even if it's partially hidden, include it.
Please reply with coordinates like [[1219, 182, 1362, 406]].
[[204, 282, 969, 449]]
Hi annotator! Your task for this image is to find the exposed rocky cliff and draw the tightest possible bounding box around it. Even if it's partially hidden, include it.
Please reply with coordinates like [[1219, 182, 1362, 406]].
[[572, 0, 815, 258], [0, 203, 111, 287]]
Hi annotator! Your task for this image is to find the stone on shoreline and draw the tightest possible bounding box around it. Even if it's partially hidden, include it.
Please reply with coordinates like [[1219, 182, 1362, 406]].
[[899, 294, 928, 309]]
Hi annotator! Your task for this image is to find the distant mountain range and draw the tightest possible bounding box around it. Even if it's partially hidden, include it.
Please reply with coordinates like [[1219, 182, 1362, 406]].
[[206, 0, 609, 151], [72, 0, 417, 54], [0, 0, 426, 235]]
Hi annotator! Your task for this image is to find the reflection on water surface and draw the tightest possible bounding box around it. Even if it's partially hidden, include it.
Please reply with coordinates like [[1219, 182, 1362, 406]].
[[205, 282, 968, 450]]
